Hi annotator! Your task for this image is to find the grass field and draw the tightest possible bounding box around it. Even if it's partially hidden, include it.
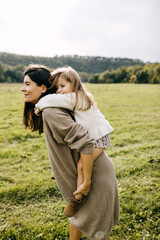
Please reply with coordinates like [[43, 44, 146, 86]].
[[0, 83, 160, 240]]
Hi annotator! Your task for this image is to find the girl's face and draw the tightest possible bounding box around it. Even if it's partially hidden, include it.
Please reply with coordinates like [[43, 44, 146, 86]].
[[56, 77, 73, 94], [21, 75, 46, 104]]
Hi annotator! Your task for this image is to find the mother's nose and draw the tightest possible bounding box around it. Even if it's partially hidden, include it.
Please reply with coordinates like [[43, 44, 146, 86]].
[[21, 85, 25, 91]]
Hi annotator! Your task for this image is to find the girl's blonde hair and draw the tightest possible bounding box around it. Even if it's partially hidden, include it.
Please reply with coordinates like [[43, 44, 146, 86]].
[[49, 66, 97, 110]]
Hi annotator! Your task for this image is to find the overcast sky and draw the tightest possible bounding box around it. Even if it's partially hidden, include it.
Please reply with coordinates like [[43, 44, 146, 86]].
[[0, 0, 160, 62]]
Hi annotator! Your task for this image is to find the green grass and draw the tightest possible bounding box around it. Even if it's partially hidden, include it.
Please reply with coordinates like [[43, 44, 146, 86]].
[[0, 83, 160, 240]]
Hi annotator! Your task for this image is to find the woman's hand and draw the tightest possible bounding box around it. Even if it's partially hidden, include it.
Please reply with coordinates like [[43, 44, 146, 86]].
[[34, 107, 41, 116], [73, 182, 91, 196]]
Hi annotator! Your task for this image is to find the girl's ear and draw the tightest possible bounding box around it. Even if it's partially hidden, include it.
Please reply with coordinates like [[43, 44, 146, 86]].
[[42, 84, 47, 93]]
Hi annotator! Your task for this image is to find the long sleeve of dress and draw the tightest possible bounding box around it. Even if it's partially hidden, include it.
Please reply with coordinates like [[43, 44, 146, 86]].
[[43, 107, 95, 154]]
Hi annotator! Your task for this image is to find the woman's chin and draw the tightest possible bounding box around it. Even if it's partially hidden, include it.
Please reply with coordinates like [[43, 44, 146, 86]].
[[24, 98, 38, 104]]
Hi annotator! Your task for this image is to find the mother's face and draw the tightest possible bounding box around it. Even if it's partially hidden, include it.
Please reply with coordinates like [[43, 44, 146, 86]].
[[21, 75, 47, 104]]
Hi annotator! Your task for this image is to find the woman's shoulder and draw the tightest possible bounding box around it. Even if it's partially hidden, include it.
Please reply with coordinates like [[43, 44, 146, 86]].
[[42, 107, 73, 120]]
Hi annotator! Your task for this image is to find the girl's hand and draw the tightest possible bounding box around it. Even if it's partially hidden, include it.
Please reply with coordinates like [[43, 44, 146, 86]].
[[34, 107, 41, 116], [73, 182, 91, 196]]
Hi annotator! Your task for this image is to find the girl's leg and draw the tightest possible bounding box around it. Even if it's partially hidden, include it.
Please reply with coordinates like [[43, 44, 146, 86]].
[[70, 224, 82, 240], [75, 148, 104, 199], [75, 159, 84, 199], [92, 148, 104, 160]]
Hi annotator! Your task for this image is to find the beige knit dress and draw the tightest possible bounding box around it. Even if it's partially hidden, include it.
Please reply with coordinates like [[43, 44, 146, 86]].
[[42, 108, 120, 240]]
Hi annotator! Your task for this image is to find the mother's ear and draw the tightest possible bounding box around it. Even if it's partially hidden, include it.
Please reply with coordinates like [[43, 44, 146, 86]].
[[42, 84, 47, 93]]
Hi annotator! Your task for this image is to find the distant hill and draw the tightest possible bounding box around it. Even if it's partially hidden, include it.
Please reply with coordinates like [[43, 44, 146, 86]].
[[0, 52, 144, 74]]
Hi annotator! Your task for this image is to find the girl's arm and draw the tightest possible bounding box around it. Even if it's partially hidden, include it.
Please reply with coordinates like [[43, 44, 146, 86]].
[[35, 93, 76, 111]]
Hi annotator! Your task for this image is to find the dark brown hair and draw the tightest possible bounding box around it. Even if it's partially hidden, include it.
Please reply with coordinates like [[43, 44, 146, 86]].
[[22, 64, 56, 134]]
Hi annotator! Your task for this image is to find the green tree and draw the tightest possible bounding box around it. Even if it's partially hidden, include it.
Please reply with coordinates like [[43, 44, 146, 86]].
[[99, 70, 115, 83], [0, 62, 5, 82], [14, 64, 25, 82], [89, 73, 100, 83], [115, 67, 128, 83], [136, 70, 149, 83], [78, 72, 90, 82]]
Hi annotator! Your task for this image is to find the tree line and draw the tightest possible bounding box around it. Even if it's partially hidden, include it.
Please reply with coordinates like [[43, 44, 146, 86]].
[[0, 52, 144, 73], [0, 52, 159, 83], [89, 63, 160, 84]]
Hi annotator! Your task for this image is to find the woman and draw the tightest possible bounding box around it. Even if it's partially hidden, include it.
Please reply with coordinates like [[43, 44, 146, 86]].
[[21, 64, 120, 240]]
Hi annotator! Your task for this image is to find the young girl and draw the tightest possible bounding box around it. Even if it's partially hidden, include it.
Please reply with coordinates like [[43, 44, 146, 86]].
[[34, 66, 114, 217]]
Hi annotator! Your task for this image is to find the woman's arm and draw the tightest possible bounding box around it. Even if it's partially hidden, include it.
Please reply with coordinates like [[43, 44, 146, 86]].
[[42, 108, 95, 195], [42, 107, 94, 153], [35, 93, 76, 111]]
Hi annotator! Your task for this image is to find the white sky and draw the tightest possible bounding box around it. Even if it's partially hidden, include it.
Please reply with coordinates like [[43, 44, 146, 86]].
[[0, 0, 160, 62]]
